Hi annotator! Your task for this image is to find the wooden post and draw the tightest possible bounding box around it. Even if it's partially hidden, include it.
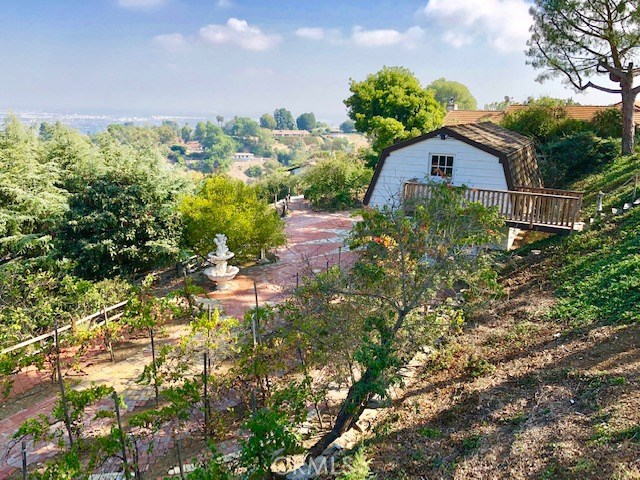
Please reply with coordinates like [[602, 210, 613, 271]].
[[252, 280, 259, 346], [338, 246, 342, 270], [104, 307, 115, 362], [326, 260, 329, 274], [21, 441, 27, 480], [296, 272, 299, 289], [149, 328, 159, 406], [54, 319, 74, 449], [597, 191, 605, 214], [203, 352, 209, 442], [112, 391, 131, 479]]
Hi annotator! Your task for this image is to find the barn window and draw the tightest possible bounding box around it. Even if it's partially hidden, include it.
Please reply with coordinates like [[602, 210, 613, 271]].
[[430, 154, 454, 178]]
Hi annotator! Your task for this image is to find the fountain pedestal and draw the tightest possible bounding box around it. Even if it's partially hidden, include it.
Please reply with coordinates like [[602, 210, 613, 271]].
[[203, 234, 239, 291]]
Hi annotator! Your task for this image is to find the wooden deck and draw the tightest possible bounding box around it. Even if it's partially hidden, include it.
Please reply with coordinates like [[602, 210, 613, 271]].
[[403, 182, 584, 234]]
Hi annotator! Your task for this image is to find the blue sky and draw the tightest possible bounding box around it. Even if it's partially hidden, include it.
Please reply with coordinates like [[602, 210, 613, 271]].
[[0, 0, 619, 124]]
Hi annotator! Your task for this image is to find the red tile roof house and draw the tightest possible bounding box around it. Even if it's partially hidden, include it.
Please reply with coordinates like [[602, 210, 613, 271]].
[[443, 101, 640, 126], [363, 122, 585, 249]]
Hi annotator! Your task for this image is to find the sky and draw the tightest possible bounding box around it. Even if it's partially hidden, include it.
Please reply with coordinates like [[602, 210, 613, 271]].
[[0, 0, 622, 125]]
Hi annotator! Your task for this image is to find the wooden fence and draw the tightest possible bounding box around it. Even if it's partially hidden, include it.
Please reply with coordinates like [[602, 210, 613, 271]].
[[0, 300, 129, 356]]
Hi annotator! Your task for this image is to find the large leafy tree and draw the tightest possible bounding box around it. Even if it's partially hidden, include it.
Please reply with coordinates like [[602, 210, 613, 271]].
[[0, 116, 68, 260], [427, 77, 478, 110], [344, 66, 445, 156], [295, 112, 317, 131], [196, 122, 237, 172], [527, 0, 640, 154], [57, 146, 190, 279], [298, 183, 503, 455], [179, 176, 285, 262], [301, 152, 372, 210], [259, 113, 277, 130], [273, 108, 296, 130]]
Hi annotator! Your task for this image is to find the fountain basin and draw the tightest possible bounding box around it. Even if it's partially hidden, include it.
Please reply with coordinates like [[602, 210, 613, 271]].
[[204, 265, 239, 291]]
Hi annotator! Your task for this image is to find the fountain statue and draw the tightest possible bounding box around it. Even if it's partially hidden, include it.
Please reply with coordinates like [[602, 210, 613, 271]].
[[203, 234, 239, 290]]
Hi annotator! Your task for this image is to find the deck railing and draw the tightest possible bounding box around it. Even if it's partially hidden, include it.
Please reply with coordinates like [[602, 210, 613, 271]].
[[403, 182, 584, 231]]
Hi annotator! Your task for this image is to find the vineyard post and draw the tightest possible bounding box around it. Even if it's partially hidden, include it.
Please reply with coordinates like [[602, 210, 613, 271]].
[[54, 318, 74, 448], [203, 351, 209, 442], [149, 327, 159, 406], [21, 441, 27, 480], [103, 306, 114, 362]]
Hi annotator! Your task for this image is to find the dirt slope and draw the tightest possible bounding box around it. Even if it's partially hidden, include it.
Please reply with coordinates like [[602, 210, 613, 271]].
[[365, 252, 640, 479]]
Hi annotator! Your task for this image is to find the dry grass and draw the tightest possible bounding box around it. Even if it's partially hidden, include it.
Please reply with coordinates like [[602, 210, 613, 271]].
[[364, 252, 640, 479]]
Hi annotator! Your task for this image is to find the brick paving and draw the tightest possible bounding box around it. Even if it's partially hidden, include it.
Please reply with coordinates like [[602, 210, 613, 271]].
[[0, 198, 357, 479]]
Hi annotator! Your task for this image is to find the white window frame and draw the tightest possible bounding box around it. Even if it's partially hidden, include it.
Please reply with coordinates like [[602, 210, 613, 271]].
[[429, 153, 454, 179]]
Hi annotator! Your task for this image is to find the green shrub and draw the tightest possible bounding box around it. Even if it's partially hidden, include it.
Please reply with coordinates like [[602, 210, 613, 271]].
[[179, 175, 285, 261], [590, 108, 623, 138], [539, 132, 618, 187], [245, 165, 263, 178], [302, 152, 372, 210], [502, 100, 590, 144]]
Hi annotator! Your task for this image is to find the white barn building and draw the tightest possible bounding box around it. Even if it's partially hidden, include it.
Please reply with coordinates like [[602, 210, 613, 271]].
[[364, 122, 584, 248]]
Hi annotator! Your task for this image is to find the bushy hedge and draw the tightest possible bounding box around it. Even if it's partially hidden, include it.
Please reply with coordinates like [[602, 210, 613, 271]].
[[539, 131, 619, 187], [302, 152, 372, 210]]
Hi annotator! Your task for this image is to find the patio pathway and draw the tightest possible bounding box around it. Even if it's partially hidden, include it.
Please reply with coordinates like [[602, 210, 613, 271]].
[[0, 198, 358, 479]]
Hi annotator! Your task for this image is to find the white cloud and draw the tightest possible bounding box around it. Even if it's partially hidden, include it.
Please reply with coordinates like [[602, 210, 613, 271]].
[[199, 18, 280, 51], [118, 0, 166, 9], [153, 33, 187, 52], [295, 27, 344, 44], [296, 27, 326, 41], [422, 0, 532, 53], [217, 0, 234, 8], [351, 26, 424, 49]]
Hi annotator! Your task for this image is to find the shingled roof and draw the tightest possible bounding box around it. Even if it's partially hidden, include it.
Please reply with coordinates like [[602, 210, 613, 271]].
[[363, 122, 543, 205]]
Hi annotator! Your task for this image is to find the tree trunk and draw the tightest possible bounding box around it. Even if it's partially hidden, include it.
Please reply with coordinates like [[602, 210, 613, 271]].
[[308, 368, 379, 457], [620, 84, 637, 156]]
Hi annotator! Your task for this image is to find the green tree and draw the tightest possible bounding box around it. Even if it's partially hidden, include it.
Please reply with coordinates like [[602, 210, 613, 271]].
[[427, 77, 478, 110], [295, 112, 317, 131], [260, 113, 277, 129], [0, 115, 68, 260], [591, 108, 623, 138], [181, 124, 193, 143], [339, 119, 356, 133], [57, 150, 190, 279], [273, 108, 296, 130], [344, 66, 445, 155], [501, 96, 589, 143], [194, 122, 207, 143], [179, 176, 285, 261], [198, 122, 237, 172], [305, 183, 502, 455], [527, 0, 640, 155], [302, 152, 372, 210]]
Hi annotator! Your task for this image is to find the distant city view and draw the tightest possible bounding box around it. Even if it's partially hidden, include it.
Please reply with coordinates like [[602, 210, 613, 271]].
[[0, 110, 212, 134]]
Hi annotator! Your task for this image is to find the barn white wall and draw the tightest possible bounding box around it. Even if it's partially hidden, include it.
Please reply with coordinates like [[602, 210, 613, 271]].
[[368, 137, 509, 208]]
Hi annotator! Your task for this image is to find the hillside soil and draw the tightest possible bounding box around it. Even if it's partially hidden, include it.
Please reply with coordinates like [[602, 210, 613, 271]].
[[365, 250, 640, 479]]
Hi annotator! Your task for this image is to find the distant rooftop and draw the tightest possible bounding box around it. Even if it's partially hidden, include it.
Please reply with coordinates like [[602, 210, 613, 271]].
[[443, 101, 640, 126]]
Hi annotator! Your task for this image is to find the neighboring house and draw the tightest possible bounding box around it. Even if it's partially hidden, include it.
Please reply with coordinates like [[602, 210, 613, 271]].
[[185, 141, 203, 154], [273, 130, 310, 137], [233, 152, 255, 160], [443, 101, 640, 126], [363, 122, 584, 248]]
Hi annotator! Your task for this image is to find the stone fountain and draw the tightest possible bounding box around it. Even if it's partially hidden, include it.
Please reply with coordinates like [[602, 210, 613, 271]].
[[203, 234, 239, 290]]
